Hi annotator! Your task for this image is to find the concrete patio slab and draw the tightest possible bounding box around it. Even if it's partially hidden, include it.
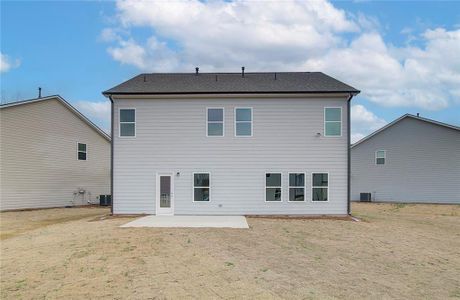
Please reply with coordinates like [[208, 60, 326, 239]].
[[120, 215, 249, 228]]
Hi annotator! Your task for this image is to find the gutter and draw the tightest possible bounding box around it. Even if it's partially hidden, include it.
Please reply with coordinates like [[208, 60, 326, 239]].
[[347, 93, 354, 215], [103, 90, 360, 97], [109, 96, 114, 215]]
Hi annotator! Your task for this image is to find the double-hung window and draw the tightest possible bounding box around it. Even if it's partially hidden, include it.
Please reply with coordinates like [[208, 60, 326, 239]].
[[312, 173, 329, 201], [193, 173, 210, 201], [235, 108, 252, 136], [207, 108, 224, 136], [289, 173, 305, 202], [77, 143, 87, 160], [324, 107, 342, 136], [265, 173, 282, 202], [376, 150, 386, 165], [119, 109, 136, 137]]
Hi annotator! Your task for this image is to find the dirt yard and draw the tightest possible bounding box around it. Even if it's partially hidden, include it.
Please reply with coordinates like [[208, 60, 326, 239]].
[[1, 203, 459, 299]]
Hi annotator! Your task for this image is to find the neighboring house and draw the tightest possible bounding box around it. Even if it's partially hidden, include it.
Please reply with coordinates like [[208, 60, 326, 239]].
[[351, 114, 460, 204], [0, 95, 111, 211], [103, 71, 359, 215]]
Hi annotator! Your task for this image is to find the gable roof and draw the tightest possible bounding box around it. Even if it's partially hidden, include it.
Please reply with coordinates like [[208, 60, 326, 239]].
[[351, 114, 460, 148], [0, 95, 111, 141], [103, 72, 360, 96]]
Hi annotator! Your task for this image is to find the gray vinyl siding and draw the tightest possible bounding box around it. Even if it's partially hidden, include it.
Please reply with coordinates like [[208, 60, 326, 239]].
[[0, 99, 110, 210], [351, 117, 460, 204], [113, 96, 349, 215]]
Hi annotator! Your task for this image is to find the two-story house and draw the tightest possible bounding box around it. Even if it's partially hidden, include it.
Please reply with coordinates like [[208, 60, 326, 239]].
[[0, 95, 111, 210], [103, 71, 359, 216], [351, 114, 460, 204]]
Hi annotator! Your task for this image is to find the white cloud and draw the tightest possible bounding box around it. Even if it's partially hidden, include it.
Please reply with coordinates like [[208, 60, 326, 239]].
[[75, 101, 111, 122], [303, 29, 460, 110], [100, 28, 120, 42], [0, 52, 20, 73], [107, 0, 358, 72], [108, 37, 180, 71], [351, 104, 387, 143], [108, 39, 147, 69], [103, 0, 460, 111]]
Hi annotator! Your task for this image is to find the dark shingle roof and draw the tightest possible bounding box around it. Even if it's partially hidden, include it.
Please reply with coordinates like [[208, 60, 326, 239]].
[[103, 72, 359, 96]]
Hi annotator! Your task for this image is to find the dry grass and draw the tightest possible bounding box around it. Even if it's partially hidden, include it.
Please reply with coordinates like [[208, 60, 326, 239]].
[[0, 206, 106, 240], [1, 203, 459, 299]]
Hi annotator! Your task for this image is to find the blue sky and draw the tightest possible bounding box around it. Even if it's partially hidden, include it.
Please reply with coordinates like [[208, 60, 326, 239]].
[[1, 1, 459, 140]]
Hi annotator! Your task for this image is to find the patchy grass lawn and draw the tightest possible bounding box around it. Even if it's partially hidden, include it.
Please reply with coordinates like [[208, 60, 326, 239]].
[[1, 203, 459, 299]]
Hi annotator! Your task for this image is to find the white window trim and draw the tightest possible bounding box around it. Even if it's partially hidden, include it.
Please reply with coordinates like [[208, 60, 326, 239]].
[[119, 108, 136, 138], [265, 172, 283, 202], [77, 142, 87, 161], [288, 172, 306, 202], [234, 107, 253, 137], [311, 172, 330, 202], [192, 172, 211, 202], [324, 107, 342, 137], [206, 107, 225, 137], [375, 150, 386, 165]]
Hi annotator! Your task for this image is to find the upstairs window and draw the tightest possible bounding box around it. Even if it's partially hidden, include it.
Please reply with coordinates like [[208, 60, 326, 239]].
[[376, 150, 386, 165], [207, 108, 224, 136], [193, 173, 210, 201], [265, 173, 282, 202], [77, 143, 87, 160], [289, 173, 305, 202], [324, 107, 342, 136], [235, 108, 252, 136], [312, 173, 328, 201], [120, 109, 136, 137]]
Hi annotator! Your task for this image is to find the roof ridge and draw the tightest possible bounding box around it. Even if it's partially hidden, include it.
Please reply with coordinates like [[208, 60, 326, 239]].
[[139, 72, 319, 75], [406, 113, 460, 130], [0, 94, 61, 107]]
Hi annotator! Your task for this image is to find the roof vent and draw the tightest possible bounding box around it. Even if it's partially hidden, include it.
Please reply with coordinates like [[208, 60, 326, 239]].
[[242, 66, 245, 78], [38, 87, 42, 98], [195, 67, 199, 75]]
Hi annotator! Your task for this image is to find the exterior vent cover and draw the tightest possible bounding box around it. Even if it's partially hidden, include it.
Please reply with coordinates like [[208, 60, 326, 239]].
[[360, 193, 372, 202], [99, 195, 112, 206]]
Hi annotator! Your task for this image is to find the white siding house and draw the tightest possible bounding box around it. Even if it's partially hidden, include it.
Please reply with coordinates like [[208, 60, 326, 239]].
[[104, 72, 359, 215], [0, 95, 111, 210], [351, 114, 460, 204]]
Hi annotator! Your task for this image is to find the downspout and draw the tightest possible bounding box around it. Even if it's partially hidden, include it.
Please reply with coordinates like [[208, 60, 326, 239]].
[[347, 93, 354, 215], [109, 95, 114, 215]]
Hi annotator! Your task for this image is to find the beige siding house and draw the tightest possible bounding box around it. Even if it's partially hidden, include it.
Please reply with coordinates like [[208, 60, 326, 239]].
[[0, 95, 111, 211]]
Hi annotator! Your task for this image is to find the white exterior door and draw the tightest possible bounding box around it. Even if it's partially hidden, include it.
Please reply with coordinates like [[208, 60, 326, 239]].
[[156, 173, 174, 215]]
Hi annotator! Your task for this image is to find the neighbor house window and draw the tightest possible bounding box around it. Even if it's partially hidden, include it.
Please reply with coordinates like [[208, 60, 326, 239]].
[[289, 173, 305, 202], [266, 173, 282, 202], [77, 143, 87, 160], [193, 173, 210, 201], [312, 173, 328, 201], [119, 109, 136, 137], [235, 108, 252, 136], [324, 107, 342, 136], [207, 108, 224, 136], [376, 150, 386, 165]]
